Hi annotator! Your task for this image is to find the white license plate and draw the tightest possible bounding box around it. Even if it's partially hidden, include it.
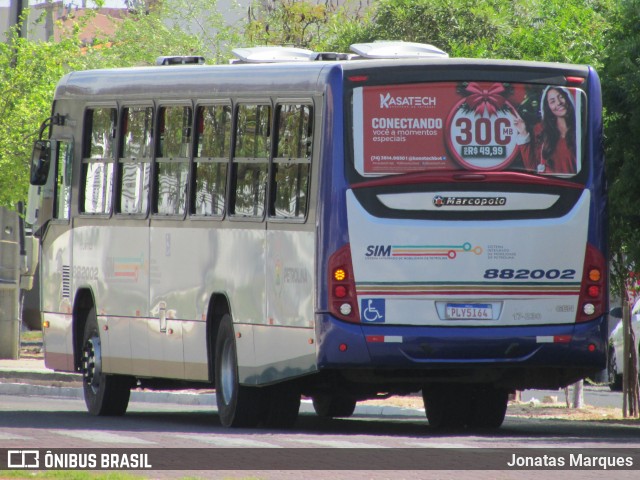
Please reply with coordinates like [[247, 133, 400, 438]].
[[445, 303, 493, 320]]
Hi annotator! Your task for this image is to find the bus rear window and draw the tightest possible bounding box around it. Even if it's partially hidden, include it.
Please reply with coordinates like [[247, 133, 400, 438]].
[[351, 82, 586, 178]]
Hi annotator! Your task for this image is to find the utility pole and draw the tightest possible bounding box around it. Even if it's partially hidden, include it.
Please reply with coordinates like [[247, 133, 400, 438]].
[[8, 0, 26, 39]]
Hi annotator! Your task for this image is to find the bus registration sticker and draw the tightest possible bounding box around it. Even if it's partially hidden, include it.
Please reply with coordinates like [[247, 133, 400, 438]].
[[445, 303, 492, 320]]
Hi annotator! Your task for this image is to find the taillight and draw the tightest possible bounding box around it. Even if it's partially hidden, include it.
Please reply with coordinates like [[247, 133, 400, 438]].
[[577, 243, 606, 322], [328, 243, 359, 323]]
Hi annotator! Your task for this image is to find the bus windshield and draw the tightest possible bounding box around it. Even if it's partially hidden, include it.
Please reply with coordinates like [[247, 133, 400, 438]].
[[351, 81, 586, 179]]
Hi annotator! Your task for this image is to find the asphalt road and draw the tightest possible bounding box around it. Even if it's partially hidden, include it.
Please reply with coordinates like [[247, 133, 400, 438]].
[[0, 391, 638, 480]]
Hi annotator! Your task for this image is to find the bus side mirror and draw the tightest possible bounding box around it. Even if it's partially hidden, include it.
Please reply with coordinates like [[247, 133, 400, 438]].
[[30, 140, 51, 186]]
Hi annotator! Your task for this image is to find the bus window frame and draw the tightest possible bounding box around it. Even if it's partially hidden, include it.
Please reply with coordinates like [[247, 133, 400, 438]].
[[267, 99, 314, 224], [52, 136, 74, 224], [190, 100, 233, 221], [228, 99, 272, 223], [79, 104, 118, 218], [116, 102, 155, 219], [152, 101, 193, 220]]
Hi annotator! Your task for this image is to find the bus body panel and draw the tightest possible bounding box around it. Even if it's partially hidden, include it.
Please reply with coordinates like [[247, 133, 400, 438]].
[[346, 189, 590, 327]]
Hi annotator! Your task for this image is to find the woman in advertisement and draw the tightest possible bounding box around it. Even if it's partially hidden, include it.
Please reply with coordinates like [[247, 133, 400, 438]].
[[514, 86, 578, 174]]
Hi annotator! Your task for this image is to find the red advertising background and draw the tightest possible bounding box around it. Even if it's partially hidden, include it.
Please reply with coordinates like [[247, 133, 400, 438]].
[[357, 82, 533, 175]]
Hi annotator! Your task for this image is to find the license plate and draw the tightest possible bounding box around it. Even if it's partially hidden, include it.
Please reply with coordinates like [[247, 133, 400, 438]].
[[445, 303, 493, 320]]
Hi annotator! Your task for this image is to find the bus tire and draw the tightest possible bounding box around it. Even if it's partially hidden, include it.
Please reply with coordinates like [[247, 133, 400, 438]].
[[81, 308, 131, 416], [422, 387, 471, 429], [467, 387, 508, 429], [312, 394, 357, 418], [215, 314, 266, 428], [264, 383, 301, 428]]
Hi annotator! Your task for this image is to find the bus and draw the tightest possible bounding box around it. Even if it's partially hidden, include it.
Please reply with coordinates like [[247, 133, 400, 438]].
[[27, 41, 607, 429]]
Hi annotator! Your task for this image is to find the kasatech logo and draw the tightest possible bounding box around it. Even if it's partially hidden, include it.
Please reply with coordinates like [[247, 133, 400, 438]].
[[433, 195, 507, 207], [379, 93, 437, 109]]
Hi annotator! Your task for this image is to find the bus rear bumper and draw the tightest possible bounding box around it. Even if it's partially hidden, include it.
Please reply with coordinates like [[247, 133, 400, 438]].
[[316, 314, 607, 372]]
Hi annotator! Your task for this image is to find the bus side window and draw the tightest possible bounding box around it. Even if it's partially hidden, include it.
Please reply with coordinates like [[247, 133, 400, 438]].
[[54, 140, 73, 221], [155, 106, 191, 215], [82, 108, 116, 214], [119, 106, 153, 215], [192, 104, 231, 217], [231, 103, 271, 218], [271, 104, 312, 220]]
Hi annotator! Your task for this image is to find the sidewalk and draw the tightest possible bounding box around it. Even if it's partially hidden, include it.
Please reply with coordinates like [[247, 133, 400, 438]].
[[0, 352, 426, 417]]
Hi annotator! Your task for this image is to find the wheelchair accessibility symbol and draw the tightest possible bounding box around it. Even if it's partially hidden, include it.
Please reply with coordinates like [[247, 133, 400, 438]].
[[361, 298, 385, 323]]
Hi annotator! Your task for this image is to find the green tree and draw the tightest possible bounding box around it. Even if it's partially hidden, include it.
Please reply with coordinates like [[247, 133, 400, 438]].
[[327, 0, 612, 66], [0, 25, 84, 208], [601, 0, 640, 418], [81, 0, 243, 67]]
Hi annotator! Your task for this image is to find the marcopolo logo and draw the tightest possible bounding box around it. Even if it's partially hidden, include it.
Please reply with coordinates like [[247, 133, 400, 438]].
[[379, 93, 437, 109], [433, 195, 507, 208]]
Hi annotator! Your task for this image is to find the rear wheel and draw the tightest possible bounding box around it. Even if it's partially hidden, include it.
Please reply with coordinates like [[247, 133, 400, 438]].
[[215, 314, 267, 427], [81, 308, 131, 416], [467, 387, 509, 429], [312, 394, 357, 418], [422, 386, 471, 429], [423, 385, 507, 429], [264, 383, 301, 428]]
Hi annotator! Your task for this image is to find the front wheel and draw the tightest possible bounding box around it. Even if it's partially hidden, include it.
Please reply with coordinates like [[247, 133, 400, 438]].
[[81, 309, 131, 416]]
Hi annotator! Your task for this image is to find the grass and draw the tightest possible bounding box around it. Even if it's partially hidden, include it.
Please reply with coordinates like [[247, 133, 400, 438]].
[[20, 329, 42, 343]]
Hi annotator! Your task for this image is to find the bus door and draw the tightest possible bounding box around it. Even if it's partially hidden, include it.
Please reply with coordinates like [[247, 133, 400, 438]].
[[30, 127, 75, 371]]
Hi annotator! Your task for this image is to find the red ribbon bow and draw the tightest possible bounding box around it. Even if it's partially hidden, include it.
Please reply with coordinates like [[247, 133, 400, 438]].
[[465, 83, 507, 116]]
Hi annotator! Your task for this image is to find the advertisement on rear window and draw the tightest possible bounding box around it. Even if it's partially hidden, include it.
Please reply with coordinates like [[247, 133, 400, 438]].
[[352, 82, 584, 176]]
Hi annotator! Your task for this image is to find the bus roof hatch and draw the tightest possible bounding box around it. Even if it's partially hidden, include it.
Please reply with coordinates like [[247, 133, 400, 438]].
[[350, 41, 448, 59], [231, 46, 317, 63]]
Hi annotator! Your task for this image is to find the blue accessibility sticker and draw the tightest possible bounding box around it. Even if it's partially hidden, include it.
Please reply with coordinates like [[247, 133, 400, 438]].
[[361, 298, 385, 323]]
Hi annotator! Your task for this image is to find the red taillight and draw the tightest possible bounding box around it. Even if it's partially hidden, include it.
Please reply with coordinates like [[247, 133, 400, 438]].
[[577, 243, 606, 322], [334, 285, 347, 298], [328, 243, 359, 323], [565, 76, 585, 86], [587, 285, 600, 298]]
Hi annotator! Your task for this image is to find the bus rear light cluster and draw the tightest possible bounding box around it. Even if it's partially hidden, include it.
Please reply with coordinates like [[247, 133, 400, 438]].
[[577, 244, 606, 322], [328, 244, 359, 323]]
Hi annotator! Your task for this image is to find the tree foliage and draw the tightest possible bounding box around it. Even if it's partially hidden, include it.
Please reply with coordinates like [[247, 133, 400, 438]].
[[601, 0, 640, 417], [0, 24, 84, 208], [327, 0, 613, 65]]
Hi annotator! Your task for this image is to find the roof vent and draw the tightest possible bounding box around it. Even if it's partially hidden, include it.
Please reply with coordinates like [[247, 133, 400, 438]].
[[350, 41, 448, 59], [156, 56, 205, 66], [231, 46, 316, 63]]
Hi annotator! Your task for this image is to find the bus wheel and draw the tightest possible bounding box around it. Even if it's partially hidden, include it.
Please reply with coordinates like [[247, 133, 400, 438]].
[[312, 394, 357, 418], [467, 387, 508, 429], [81, 308, 131, 416], [264, 383, 301, 428], [215, 314, 266, 428], [422, 387, 471, 428]]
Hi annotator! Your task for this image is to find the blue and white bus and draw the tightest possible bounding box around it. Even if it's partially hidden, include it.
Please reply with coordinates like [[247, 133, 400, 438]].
[[27, 42, 607, 429]]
